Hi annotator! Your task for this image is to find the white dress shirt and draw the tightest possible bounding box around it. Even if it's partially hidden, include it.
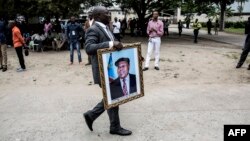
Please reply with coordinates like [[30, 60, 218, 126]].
[[89, 19, 94, 26], [113, 21, 121, 34], [95, 21, 114, 48], [31, 33, 45, 41], [120, 74, 130, 95]]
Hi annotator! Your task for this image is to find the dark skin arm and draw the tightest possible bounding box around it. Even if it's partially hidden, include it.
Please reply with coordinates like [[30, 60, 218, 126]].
[[113, 41, 123, 51]]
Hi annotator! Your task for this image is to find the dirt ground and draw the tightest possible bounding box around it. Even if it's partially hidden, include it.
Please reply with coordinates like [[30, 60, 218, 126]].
[[0, 35, 250, 141], [1, 35, 249, 88]]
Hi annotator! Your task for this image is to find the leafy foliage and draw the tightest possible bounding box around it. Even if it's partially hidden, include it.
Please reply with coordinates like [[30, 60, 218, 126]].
[[0, 0, 114, 20]]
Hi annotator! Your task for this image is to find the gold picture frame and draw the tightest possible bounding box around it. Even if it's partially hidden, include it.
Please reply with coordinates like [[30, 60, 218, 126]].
[[97, 43, 144, 109]]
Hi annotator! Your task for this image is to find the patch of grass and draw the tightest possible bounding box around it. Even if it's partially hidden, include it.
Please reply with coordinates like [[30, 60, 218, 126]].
[[227, 51, 238, 54], [224, 28, 244, 34], [231, 54, 239, 59], [246, 59, 250, 64], [44, 63, 52, 67], [223, 53, 239, 60]]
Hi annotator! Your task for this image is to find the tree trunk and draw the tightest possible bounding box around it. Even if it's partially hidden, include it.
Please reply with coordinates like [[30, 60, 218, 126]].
[[219, 2, 226, 31]]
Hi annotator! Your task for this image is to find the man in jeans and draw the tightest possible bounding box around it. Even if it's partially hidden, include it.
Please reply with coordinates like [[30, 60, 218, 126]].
[[66, 16, 83, 65], [0, 17, 7, 72], [10, 21, 26, 72]]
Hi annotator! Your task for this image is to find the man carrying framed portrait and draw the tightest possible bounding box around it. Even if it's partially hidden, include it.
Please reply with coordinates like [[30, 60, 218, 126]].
[[83, 6, 132, 136]]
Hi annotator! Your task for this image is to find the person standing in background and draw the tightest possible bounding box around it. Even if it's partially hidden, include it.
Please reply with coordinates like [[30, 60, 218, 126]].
[[121, 18, 127, 37], [177, 20, 183, 37], [10, 21, 27, 72], [193, 19, 202, 43], [0, 17, 7, 72], [186, 17, 190, 29], [143, 11, 164, 71], [207, 19, 212, 35], [113, 17, 121, 42], [129, 18, 136, 37], [66, 16, 83, 65], [164, 19, 170, 36], [214, 19, 219, 35], [44, 18, 52, 37]]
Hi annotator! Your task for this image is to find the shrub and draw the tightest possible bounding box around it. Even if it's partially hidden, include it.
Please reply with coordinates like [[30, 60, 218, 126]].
[[225, 21, 246, 28], [233, 22, 245, 28]]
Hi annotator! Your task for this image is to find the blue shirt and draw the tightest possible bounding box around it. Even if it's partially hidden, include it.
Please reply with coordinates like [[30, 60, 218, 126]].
[[0, 20, 6, 43], [66, 22, 83, 41]]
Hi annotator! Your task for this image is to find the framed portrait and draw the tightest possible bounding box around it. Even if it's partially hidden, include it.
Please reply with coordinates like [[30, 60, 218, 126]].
[[97, 43, 144, 109]]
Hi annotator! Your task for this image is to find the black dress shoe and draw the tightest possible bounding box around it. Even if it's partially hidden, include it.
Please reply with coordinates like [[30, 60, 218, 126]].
[[110, 128, 132, 136], [0, 66, 3, 70], [236, 64, 242, 68], [154, 67, 160, 70], [142, 67, 149, 71], [85, 63, 91, 66], [247, 66, 250, 70], [2, 68, 7, 72], [83, 112, 93, 131]]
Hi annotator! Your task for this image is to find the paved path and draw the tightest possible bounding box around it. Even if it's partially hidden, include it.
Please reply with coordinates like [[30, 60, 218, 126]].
[[0, 34, 250, 141], [169, 24, 246, 47], [0, 84, 250, 141]]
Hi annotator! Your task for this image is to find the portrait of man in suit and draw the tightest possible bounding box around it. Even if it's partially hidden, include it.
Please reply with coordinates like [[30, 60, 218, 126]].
[[110, 57, 137, 100]]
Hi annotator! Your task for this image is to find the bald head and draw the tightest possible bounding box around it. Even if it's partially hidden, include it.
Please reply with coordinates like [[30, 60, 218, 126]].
[[92, 6, 107, 17], [92, 6, 110, 24], [8, 20, 16, 29], [70, 16, 75, 21]]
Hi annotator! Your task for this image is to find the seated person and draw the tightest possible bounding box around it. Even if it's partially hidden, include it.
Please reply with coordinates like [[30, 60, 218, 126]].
[[31, 32, 46, 51], [52, 30, 67, 51], [44, 32, 56, 47]]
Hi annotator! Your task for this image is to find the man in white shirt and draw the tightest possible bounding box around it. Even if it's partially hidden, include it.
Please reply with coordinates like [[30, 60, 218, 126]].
[[112, 17, 121, 41]]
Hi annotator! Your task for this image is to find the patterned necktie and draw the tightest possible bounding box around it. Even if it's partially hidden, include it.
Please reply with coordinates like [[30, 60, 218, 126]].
[[122, 79, 128, 96]]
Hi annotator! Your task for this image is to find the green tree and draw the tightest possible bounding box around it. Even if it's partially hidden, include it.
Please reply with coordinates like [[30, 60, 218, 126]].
[[0, 0, 94, 20], [181, 0, 217, 21], [196, 0, 235, 31], [115, 0, 181, 35], [236, 0, 249, 18]]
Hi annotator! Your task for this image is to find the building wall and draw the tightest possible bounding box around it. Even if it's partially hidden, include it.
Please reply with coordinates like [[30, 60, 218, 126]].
[[110, 10, 138, 22], [225, 15, 250, 22], [178, 13, 249, 23]]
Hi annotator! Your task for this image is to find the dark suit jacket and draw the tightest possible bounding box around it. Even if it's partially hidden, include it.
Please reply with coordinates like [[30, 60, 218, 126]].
[[85, 22, 115, 84], [110, 74, 137, 100]]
